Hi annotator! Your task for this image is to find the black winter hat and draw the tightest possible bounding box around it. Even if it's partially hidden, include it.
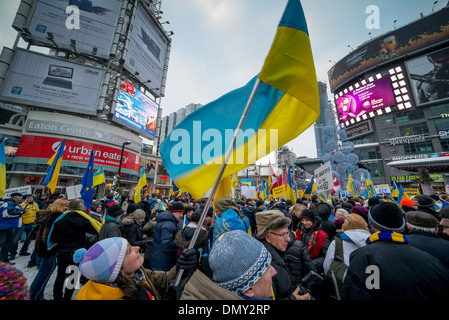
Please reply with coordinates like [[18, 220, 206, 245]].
[[126, 203, 139, 214], [416, 195, 435, 208], [301, 209, 316, 223], [170, 202, 185, 212], [368, 202, 405, 232], [367, 197, 381, 207], [107, 204, 124, 218]]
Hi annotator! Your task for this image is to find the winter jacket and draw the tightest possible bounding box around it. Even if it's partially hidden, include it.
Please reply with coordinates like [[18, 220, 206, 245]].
[[149, 210, 180, 271], [213, 208, 249, 244], [76, 266, 177, 300], [260, 233, 315, 300], [296, 220, 330, 273], [34, 210, 62, 258], [175, 222, 213, 278], [181, 269, 244, 300], [98, 216, 123, 240], [48, 210, 100, 253], [0, 198, 22, 230], [406, 230, 449, 268], [323, 229, 371, 274], [341, 238, 449, 300], [19, 201, 39, 225], [122, 216, 150, 249]]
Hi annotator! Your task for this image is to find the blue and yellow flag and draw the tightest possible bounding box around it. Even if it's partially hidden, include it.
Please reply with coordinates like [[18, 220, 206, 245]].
[[0, 139, 5, 198], [43, 139, 65, 195], [347, 167, 357, 197], [93, 165, 106, 187], [286, 168, 296, 203], [159, 0, 319, 199], [80, 151, 95, 210], [134, 166, 147, 203], [303, 177, 316, 197], [364, 171, 375, 198]]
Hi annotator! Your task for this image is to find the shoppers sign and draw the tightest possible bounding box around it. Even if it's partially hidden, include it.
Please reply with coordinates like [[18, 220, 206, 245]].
[[15, 135, 140, 172]]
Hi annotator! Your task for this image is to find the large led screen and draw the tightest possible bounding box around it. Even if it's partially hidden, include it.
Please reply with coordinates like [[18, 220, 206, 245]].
[[336, 77, 395, 122], [405, 46, 449, 106], [113, 80, 158, 139]]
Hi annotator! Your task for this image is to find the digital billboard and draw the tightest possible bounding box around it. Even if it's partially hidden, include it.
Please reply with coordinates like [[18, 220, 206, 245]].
[[336, 77, 396, 122], [0, 49, 104, 115], [328, 6, 449, 91], [24, 0, 122, 59], [112, 80, 159, 139], [405, 46, 449, 107], [124, 2, 170, 95]]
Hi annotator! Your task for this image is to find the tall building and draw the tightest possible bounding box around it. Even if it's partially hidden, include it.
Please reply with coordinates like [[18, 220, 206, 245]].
[[314, 82, 332, 159]]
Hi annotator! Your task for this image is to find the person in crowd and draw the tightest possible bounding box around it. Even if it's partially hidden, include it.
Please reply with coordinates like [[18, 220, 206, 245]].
[[34, 193, 48, 210], [16, 194, 39, 257], [438, 206, 449, 240], [241, 199, 256, 234], [122, 208, 151, 251], [405, 210, 449, 268], [429, 194, 442, 211], [255, 210, 312, 300], [213, 195, 250, 243], [332, 208, 349, 231], [89, 200, 103, 223], [149, 202, 183, 271], [28, 199, 68, 300], [175, 207, 214, 278], [441, 218, 449, 238], [295, 209, 329, 273], [415, 195, 440, 220], [48, 198, 102, 300], [106, 193, 117, 206], [99, 204, 125, 240], [177, 206, 194, 230], [401, 198, 417, 213], [74, 237, 197, 300], [181, 230, 277, 300], [324, 214, 371, 274], [0, 192, 23, 264], [290, 200, 307, 232], [341, 202, 449, 300], [315, 203, 336, 242]]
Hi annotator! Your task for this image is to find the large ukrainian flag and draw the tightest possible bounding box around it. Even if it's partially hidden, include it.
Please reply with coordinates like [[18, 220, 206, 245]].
[[0, 139, 6, 198], [43, 139, 65, 195], [160, 0, 319, 200]]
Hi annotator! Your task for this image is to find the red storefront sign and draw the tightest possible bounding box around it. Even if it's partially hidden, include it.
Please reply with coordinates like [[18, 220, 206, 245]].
[[16, 135, 140, 172]]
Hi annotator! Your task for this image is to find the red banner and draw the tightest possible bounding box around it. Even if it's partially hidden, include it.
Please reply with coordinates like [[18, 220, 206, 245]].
[[16, 135, 140, 172]]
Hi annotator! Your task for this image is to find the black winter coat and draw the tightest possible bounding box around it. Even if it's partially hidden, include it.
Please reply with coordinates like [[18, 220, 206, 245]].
[[341, 239, 449, 300], [406, 230, 449, 268], [260, 232, 315, 300]]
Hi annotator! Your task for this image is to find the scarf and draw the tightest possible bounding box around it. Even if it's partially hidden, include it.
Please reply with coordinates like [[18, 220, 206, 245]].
[[296, 227, 327, 259], [365, 231, 409, 245], [47, 210, 103, 249], [104, 214, 122, 225]]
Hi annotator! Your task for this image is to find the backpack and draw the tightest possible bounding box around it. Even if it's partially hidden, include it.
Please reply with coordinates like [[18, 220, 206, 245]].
[[35, 214, 58, 258], [324, 236, 348, 300]]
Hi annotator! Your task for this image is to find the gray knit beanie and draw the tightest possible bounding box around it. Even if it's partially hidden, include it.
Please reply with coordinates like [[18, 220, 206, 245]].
[[209, 230, 272, 295]]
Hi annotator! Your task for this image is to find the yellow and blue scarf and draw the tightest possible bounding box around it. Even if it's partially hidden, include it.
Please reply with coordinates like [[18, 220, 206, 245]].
[[365, 231, 409, 245]]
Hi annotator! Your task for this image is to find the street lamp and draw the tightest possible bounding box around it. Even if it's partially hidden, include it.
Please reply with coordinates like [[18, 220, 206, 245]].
[[118, 141, 131, 177]]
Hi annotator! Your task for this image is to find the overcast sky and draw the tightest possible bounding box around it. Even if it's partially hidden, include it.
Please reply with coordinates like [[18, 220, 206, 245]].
[[1, 0, 446, 160]]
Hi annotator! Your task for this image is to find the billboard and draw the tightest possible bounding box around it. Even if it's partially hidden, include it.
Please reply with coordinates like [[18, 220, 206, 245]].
[[15, 135, 140, 172], [328, 6, 449, 92], [25, 0, 122, 59], [124, 2, 170, 95], [405, 46, 449, 106], [0, 49, 104, 115], [112, 80, 159, 139], [336, 77, 395, 122]]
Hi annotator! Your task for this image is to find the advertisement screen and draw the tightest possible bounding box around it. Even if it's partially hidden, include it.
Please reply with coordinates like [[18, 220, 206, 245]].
[[0, 49, 103, 115], [336, 77, 395, 122], [405, 46, 449, 106], [113, 80, 158, 139], [124, 2, 170, 95], [25, 0, 122, 59]]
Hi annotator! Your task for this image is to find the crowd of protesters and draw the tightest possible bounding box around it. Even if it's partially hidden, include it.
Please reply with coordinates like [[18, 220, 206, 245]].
[[1, 189, 449, 300]]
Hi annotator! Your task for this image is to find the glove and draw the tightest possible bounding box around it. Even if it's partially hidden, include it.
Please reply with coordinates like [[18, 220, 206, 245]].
[[176, 248, 197, 273]]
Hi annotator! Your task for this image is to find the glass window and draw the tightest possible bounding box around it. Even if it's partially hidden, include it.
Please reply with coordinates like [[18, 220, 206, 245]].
[[364, 162, 384, 177], [399, 122, 429, 136], [379, 115, 395, 127], [354, 147, 381, 160], [435, 118, 449, 132], [430, 103, 449, 117], [441, 139, 449, 152], [403, 141, 434, 155], [395, 109, 425, 123]]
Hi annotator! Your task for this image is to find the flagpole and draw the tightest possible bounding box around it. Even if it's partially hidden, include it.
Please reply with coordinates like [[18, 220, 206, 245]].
[[174, 78, 261, 286]]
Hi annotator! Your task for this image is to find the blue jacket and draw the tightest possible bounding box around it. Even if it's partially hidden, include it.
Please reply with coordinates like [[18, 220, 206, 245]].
[[0, 198, 22, 230], [149, 210, 180, 271]]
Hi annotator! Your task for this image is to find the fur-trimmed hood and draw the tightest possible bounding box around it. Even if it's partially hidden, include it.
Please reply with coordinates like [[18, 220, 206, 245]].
[[175, 222, 209, 250]]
